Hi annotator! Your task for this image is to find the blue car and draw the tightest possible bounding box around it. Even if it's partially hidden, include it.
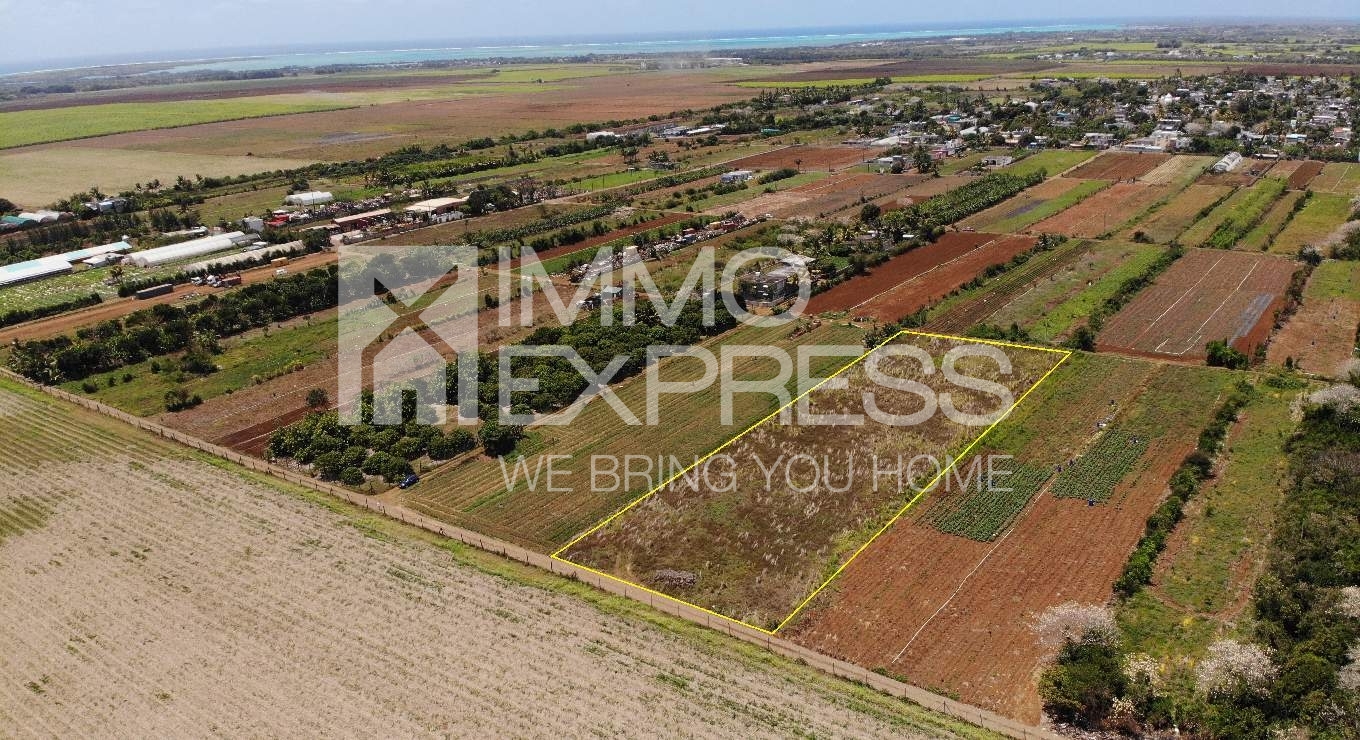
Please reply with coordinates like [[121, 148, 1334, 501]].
[[398, 474, 420, 489]]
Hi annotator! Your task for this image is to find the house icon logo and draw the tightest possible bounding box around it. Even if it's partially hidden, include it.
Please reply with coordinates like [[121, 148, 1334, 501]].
[[336, 244, 480, 426]]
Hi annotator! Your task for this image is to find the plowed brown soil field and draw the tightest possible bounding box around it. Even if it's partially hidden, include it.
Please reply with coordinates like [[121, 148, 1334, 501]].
[[851, 236, 1038, 323], [1097, 249, 1298, 360], [1066, 152, 1170, 181], [784, 358, 1235, 724], [726, 145, 874, 171], [807, 232, 1001, 314], [1029, 182, 1162, 237]]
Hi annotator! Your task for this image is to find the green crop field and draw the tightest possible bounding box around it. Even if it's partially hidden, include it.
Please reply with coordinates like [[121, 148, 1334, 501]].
[[1002, 149, 1097, 179], [998, 241, 1165, 342], [1268, 192, 1355, 254], [0, 97, 359, 149], [922, 460, 1052, 541], [1050, 429, 1149, 502], [60, 316, 337, 416], [1178, 177, 1287, 248]]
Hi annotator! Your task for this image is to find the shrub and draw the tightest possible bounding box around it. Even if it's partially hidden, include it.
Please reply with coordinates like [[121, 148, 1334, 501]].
[[339, 467, 366, 486]]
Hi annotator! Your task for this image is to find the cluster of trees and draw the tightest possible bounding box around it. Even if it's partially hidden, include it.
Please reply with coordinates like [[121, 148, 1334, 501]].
[[756, 168, 800, 184], [1, 211, 150, 264], [267, 404, 480, 486], [1042, 378, 1360, 737], [9, 266, 338, 383], [880, 171, 1046, 239], [452, 298, 738, 418], [1206, 339, 1250, 369]]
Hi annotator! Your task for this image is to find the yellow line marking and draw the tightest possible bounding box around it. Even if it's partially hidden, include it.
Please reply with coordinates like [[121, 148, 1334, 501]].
[[551, 329, 1072, 635]]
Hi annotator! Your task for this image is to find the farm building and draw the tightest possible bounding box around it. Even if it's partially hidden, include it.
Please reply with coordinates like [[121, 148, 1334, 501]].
[[17, 210, 63, 224], [0, 256, 75, 288], [982, 155, 1015, 167], [404, 197, 469, 223], [1212, 152, 1244, 173], [333, 209, 393, 230], [284, 191, 334, 207], [740, 256, 812, 305], [58, 240, 134, 264], [721, 170, 755, 185], [124, 232, 251, 268]]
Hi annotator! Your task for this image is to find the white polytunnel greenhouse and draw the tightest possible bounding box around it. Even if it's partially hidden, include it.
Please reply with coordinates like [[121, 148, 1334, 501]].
[[125, 232, 250, 268]]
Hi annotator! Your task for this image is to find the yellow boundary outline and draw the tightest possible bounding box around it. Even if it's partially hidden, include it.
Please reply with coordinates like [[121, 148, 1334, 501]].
[[551, 329, 1072, 636]]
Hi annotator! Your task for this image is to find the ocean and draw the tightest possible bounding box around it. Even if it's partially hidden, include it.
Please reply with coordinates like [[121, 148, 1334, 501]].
[[3, 22, 1122, 77]]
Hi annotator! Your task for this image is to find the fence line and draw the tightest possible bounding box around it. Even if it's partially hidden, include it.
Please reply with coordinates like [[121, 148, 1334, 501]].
[[6, 370, 1055, 740]]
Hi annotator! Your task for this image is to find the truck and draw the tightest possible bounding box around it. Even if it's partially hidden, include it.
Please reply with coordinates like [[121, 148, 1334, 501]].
[[270, 256, 289, 267], [134, 283, 174, 300], [218, 274, 242, 287]]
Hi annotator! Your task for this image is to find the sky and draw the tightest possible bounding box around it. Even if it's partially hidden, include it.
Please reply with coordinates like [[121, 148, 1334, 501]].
[[2, 0, 1357, 69]]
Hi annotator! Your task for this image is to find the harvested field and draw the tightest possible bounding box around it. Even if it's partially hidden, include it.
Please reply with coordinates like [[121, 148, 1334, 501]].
[[925, 240, 1091, 335], [0, 379, 985, 739], [808, 232, 1001, 314], [725, 145, 873, 171], [784, 355, 1236, 723], [1267, 260, 1360, 379], [1269, 192, 1357, 255], [1118, 183, 1233, 244], [1097, 248, 1299, 360], [164, 281, 575, 455], [1307, 162, 1360, 195], [852, 236, 1039, 323], [1065, 152, 1171, 181], [559, 332, 1065, 631], [958, 177, 1106, 234], [1028, 182, 1163, 237], [1138, 155, 1214, 186]]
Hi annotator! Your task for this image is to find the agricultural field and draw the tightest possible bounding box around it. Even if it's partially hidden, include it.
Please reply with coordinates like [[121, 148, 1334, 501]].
[[849, 237, 1039, 324], [725, 145, 874, 171], [1239, 190, 1306, 251], [1307, 161, 1360, 194], [1266, 158, 1325, 190], [807, 233, 1020, 315], [1118, 183, 1233, 244], [0, 97, 359, 149], [1000, 149, 1097, 179], [1267, 192, 1356, 255], [558, 332, 1067, 631], [1028, 182, 1165, 237], [1137, 155, 1214, 186], [0, 147, 312, 209], [784, 354, 1238, 723], [917, 238, 1153, 340], [1065, 152, 1171, 181], [1118, 383, 1302, 668], [401, 321, 867, 550], [721, 172, 909, 221], [1176, 177, 1288, 248], [1097, 248, 1299, 360], [1267, 259, 1360, 378], [0, 378, 990, 738], [958, 177, 1108, 234]]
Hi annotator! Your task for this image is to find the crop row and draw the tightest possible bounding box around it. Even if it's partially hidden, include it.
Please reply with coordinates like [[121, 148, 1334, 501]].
[[1049, 428, 1147, 503], [921, 461, 1052, 541]]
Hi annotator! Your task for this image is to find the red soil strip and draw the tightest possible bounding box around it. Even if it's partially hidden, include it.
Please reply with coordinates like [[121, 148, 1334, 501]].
[[807, 232, 999, 313]]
